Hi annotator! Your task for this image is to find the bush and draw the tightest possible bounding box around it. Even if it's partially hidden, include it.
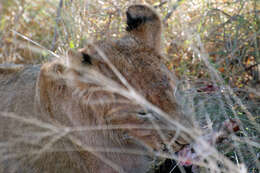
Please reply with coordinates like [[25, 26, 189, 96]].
[[0, 0, 259, 172]]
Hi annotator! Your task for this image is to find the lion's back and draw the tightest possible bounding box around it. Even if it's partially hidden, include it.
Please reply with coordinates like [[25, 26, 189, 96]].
[[0, 64, 90, 173], [0, 64, 40, 114]]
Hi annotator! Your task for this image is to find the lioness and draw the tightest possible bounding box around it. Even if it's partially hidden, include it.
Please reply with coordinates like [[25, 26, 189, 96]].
[[0, 4, 193, 173]]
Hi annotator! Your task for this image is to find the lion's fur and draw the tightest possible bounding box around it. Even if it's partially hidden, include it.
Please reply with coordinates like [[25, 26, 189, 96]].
[[0, 4, 193, 173]]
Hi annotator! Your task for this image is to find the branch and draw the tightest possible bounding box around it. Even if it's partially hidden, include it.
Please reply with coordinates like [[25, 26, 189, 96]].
[[51, 0, 63, 51], [163, 0, 184, 23]]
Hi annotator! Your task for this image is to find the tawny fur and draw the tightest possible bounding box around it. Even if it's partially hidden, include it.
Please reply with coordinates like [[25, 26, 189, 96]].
[[0, 4, 192, 173], [123, 4, 162, 53]]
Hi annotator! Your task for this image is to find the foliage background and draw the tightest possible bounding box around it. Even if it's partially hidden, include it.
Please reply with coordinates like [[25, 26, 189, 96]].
[[0, 0, 259, 172]]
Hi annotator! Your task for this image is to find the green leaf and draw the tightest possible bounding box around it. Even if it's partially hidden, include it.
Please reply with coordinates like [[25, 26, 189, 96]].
[[0, 18, 6, 31], [69, 40, 75, 49]]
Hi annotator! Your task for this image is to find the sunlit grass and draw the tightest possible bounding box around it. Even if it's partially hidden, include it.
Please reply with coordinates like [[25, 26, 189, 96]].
[[0, 0, 259, 172]]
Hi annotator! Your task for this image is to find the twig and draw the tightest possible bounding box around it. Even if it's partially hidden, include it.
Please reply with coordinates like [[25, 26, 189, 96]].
[[245, 63, 259, 71], [11, 30, 60, 58], [51, 0, 63, 51], [154, 1, 167, 8], [163, 0, 184, 23]]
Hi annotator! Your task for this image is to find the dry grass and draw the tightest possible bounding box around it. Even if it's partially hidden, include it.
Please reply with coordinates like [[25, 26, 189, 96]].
[[0, 0, 259, 172]]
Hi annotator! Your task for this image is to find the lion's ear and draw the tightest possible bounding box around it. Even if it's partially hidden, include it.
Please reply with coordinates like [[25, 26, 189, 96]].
[[126, 4, 162, 53], [81, 52, 92, 65], [36, 62, 66, 118], [67, 49, 93, 69]]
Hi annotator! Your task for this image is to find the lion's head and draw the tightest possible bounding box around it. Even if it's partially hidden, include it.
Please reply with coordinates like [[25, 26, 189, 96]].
[[35, 4, 193, 169]]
